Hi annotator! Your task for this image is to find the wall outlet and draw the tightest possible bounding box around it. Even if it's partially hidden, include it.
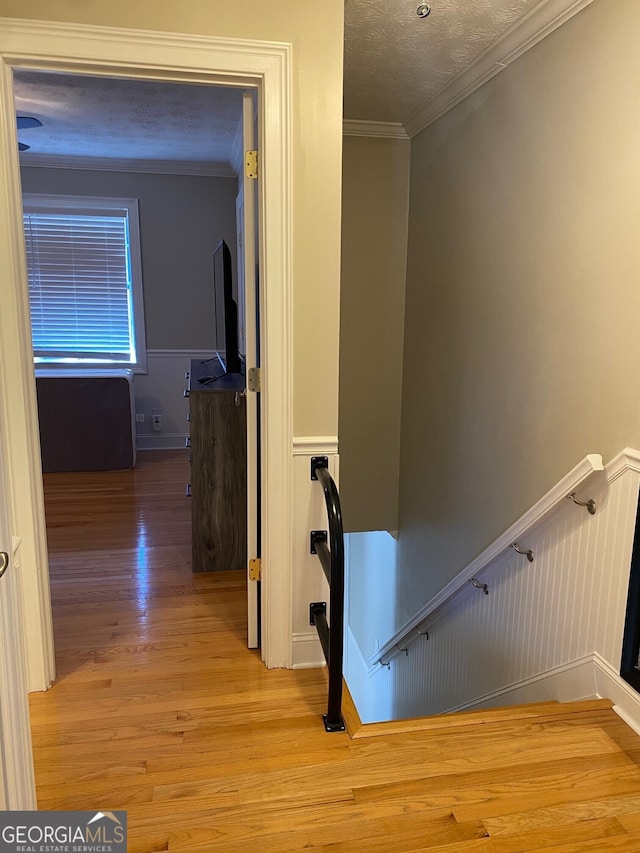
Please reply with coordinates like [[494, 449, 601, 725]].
[[135, 413, 145, 423], [152, 411, 163, 432]]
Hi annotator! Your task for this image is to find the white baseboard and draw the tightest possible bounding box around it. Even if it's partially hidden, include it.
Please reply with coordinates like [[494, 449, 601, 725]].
[[443, 653, 640, 735], [594, 654, 640, 736], [447, 655, 598, 713], [136, 433, 187, 451], [344, 642, 640, 730], [291, 632, 325, 669]]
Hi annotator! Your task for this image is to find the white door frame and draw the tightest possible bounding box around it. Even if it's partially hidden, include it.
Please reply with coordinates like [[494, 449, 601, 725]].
[[0, 19, 295, 687], [238, 91, 261, 650], [0, 429, 36, 809]]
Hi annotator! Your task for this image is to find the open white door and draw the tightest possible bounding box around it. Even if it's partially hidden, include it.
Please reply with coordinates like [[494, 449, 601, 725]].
[[0, 430, 36, 807], [238, 90, 260, 649]]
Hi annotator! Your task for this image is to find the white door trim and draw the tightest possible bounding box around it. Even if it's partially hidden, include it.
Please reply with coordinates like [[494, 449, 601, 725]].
[[0, 18, 294, 674], [240, 91, 261, 651]]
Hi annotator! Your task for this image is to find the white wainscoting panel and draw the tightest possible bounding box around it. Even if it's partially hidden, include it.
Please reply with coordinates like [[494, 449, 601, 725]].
[[374, 454, 604, 666], [134, 350, 214, 450], [346, 451, 640, 723]]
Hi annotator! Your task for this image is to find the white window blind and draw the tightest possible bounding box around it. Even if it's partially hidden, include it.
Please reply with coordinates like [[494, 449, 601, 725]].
[[22, 195, 146, 370]]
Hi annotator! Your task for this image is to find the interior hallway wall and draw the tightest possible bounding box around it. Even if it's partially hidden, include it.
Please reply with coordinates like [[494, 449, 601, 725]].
[[396, 0, 640, 626], [339, 134, 410, 533], [2, 0, 344, 438]]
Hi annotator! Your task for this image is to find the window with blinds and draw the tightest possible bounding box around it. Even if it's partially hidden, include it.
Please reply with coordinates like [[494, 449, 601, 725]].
[[22, 194, 147, 371]]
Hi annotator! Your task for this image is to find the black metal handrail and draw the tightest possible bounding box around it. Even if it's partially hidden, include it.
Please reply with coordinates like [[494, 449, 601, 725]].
[[310, 456, 345, 732]]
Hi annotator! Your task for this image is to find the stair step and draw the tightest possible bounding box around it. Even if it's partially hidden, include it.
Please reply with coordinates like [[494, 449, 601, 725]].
[[342, 685, 613, 739]]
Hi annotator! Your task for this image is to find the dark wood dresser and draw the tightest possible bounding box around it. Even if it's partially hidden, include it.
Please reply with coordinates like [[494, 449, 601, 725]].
[[187, 358, 247, 572]]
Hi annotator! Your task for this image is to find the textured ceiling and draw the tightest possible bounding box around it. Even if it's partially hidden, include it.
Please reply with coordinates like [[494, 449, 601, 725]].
[[344, 0, 543, 124], [13, 70, 244, 168], [12, 2, 547, 165]]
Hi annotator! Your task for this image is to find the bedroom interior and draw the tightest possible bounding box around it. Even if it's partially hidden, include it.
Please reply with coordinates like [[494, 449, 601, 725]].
[[15, 69, 245, 458]]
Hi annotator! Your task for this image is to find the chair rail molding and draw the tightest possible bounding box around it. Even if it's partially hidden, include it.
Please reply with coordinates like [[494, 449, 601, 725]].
[[605, 447, 640, 483], [292, 436, 339, 457]]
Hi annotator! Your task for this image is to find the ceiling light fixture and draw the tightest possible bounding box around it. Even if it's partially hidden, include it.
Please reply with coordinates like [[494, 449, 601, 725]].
[[416, 3, 431, 17], [16, 115, 42, 152]]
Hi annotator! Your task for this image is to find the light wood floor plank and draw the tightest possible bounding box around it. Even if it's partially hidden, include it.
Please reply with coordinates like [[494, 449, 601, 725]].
[[483, 793, 640, 836], [398, 817, 628, 853], [523, 829, 640, 853]]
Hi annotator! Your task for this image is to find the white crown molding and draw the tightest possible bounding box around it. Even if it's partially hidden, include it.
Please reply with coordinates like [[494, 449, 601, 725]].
[[343, 120, 409, 140], [19, 153, 236, 178], [404, 0, 597, 138]]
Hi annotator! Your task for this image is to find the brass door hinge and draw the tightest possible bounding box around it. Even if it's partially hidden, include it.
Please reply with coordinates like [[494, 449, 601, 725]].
[[249, 557, 261, 581], [248, 367, 261, 393], [245, 150, 258, 179]]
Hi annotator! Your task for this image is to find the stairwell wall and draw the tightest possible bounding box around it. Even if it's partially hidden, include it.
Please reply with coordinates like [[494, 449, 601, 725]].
[[396, 0, 640, 625], [339, 135, 410, 534]]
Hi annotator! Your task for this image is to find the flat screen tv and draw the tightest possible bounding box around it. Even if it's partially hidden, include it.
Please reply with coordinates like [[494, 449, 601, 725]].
[[212, 239, 241, 376]]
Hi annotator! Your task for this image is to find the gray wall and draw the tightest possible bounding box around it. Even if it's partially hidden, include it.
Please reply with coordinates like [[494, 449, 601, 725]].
[[396, 0, 640, 625], [20, 167, 238, 352], [339, 136, 410, 533]]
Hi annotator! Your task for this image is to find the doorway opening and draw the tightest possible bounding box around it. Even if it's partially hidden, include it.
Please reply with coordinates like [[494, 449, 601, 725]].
[[0, 24, 294, 718], [13, 67, 260, 671]]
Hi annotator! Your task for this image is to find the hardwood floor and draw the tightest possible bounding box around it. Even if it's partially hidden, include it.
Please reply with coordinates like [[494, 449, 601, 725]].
[[29, 450, 640, 852]]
